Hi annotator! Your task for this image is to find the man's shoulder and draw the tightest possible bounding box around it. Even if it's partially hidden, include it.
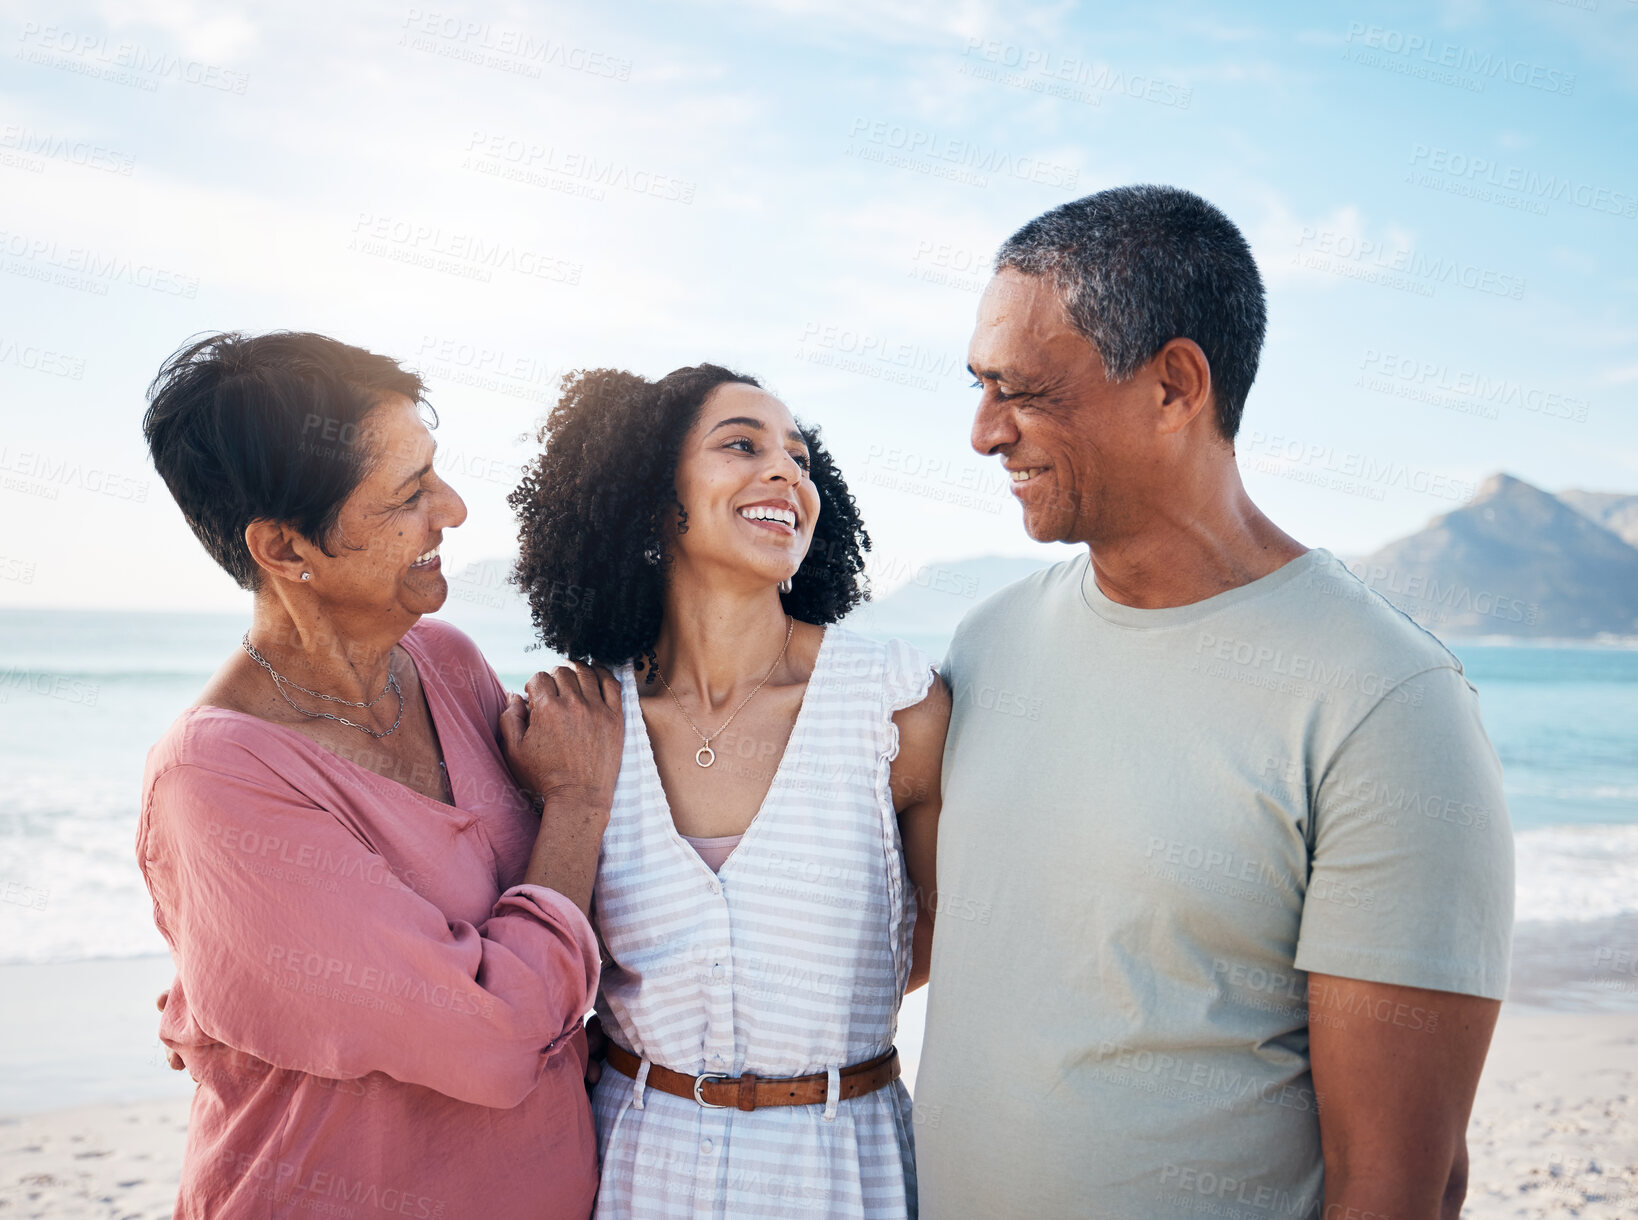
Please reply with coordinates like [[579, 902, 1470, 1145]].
[[952, 556, 1083, 647], [1270, 551, 1464, 681]]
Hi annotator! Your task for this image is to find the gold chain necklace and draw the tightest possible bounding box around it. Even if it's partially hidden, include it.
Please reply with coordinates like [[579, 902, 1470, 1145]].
[[654, 617, 794, 768]]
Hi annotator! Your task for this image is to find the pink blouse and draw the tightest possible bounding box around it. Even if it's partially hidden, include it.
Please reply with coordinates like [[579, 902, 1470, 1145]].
[[138, 618, 600, 1220]]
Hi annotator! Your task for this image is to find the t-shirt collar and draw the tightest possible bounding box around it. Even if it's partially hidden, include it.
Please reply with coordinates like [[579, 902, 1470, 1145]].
[[1076, 546, 1334, 629]]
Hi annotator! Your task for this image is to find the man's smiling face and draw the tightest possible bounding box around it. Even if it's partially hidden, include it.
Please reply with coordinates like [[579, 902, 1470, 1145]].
[[967, 268, 1162, 547]]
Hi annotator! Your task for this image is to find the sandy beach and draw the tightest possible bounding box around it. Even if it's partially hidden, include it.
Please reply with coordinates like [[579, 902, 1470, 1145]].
[[0, 1098, 189, 1220], [2, 962, 1632, 1217], [1466, 1010, 1638, 1216]]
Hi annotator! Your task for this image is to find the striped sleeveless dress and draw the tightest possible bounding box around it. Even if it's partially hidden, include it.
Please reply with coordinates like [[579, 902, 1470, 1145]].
[[589, 627, 935, 1220]]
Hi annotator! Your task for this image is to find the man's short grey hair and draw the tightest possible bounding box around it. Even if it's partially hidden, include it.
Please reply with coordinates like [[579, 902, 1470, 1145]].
[[995, 185, 1266, 441]]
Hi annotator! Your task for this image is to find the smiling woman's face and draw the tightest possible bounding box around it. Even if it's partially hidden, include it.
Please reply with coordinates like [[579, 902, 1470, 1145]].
[[303, 394, 468, 624], [668, 383, 821, 591]]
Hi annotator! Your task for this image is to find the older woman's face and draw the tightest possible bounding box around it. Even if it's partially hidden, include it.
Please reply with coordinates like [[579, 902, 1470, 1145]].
[[669, 384, 821, 591], [307, 395, 467, 621]]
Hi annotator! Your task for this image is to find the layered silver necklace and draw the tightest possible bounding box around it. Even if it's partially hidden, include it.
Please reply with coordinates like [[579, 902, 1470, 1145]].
[[241, 632, 405, 739]]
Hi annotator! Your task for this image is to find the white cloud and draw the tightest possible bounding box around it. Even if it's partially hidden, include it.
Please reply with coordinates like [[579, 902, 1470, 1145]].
[[91, 0, 259, 61], [2, 0, 1632, 612]]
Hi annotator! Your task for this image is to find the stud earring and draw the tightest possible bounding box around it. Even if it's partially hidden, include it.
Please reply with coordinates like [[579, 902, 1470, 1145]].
[[300, 572, 311, 582]]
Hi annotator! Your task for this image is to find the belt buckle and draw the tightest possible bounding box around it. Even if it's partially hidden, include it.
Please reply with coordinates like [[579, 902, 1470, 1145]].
[[692, 1072, 729, 1109]]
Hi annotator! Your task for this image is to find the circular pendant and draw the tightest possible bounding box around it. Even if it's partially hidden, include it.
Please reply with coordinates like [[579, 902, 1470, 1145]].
[[695, 745, 716, 768]]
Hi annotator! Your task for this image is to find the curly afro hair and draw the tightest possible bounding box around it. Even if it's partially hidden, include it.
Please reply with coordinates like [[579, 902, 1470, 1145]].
[[509, 363, 871, 671]]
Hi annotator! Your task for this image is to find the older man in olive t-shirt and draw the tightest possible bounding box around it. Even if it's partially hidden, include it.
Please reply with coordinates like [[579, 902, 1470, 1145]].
[[913, 187, 1513, 1219]]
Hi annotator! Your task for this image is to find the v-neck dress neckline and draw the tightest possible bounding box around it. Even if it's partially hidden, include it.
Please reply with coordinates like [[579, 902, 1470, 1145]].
[[625, 626, 833, 882]]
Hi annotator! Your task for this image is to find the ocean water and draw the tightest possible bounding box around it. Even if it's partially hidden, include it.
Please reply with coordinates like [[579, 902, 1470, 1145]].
[[1, 608, 1634, 1007]]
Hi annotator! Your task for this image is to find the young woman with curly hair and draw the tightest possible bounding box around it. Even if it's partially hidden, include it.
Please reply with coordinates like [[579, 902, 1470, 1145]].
[[510, 364, 949, 1219]]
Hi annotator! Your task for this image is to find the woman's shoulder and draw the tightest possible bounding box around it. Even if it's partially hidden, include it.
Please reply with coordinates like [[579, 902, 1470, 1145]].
[[143, 705, 313, 805], [819, 626, 937, 713], [402, 616, 502, 711], [402, 615, 487, 668], [821, 623, 934, 667]]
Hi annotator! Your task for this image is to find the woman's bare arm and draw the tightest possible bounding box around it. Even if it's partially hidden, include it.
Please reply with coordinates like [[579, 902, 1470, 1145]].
[[891, 672, 951, 993]]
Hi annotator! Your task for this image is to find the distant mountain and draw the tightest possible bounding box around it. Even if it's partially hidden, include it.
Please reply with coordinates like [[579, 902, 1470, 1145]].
[[1559, 490, 1638, 549], [451, 477, 1638, 642], [1351, 473, 1638, 638], [849, 554, 1056, 637]]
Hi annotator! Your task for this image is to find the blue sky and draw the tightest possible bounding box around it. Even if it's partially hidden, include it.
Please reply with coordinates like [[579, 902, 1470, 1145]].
[[3, 0, 1635, 611]]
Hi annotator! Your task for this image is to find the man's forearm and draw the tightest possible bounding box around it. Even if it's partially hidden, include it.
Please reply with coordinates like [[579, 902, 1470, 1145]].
[[1322, 1170, 1459, 1220]]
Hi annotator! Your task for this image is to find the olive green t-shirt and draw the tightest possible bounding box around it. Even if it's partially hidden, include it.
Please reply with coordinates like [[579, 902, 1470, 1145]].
[[914, 548, 1514, 1219]]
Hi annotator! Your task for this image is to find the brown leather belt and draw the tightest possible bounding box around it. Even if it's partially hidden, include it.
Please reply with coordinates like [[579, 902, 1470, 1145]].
[[604, 1043, 899, 1112]]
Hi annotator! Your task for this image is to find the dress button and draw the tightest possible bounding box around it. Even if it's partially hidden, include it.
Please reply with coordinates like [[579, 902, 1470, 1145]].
[[711, 963, 724, 981], [701, 1138, 714, 1154]]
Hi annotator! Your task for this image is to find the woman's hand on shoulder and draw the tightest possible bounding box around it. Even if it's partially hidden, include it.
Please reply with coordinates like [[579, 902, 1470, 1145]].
[[501, 663, 624, 811], [504, 663, 623, 914]]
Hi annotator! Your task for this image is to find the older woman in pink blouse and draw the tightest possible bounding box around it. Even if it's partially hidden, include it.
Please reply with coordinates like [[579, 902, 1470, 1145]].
[[139, 331, 619, 1219]]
